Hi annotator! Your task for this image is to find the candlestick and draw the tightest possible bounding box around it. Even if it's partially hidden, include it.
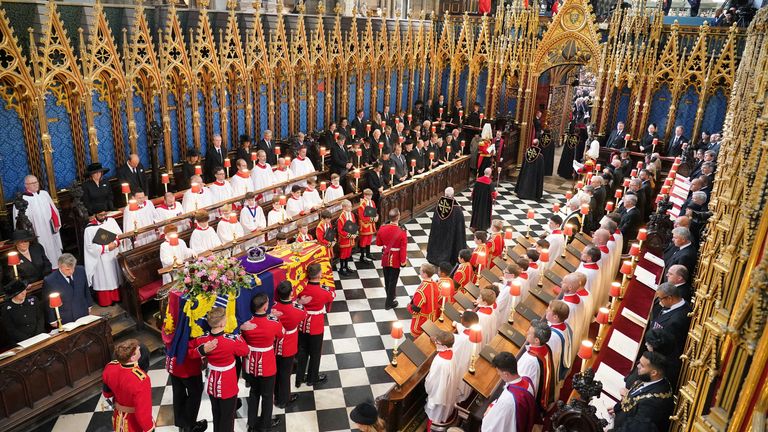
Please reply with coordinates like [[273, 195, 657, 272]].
[[49, 293, 63, 330], [652, 138, 658, 154], [594, 307, 610, 352], [121, 182, 130, 203], [508, 280, 521, 324], [468, 324, 483, 374], [390, 322, 403, 366], [8, 251, 19, 279], [609, 282, 622, 321], [161, 173, 169, 193], [538, 249, 549, 286], [578, 340, 594, 372], [637, 228, 647, 249], [195, 164, 203, 176]]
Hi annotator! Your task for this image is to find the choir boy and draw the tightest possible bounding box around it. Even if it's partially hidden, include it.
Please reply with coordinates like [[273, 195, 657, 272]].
[[285, 185, 307, 218], [251, 151, 275, 202], [476, 288, 499, 345], [453, 249, 475, 292], [424, 330, 460, 427], [454, 311, 480, 402], [407, 263, 440, 336], [337, 199, 357, 275], [159, 225, 194, 284], [295, 220, 313, 242], [357, 189, 378, 263], [230, 159, 254, 196], [122, 189, 156, 246], [154, 192, 189, 232], [189, 210, 222, 255], [324, 173, 345, 203]]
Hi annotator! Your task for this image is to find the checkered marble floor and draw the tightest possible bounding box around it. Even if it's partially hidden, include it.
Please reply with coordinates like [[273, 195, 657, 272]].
[[36, 181, 565, 432]]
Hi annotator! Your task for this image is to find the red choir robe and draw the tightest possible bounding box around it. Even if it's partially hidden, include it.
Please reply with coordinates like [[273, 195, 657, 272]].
[[487, 232, 505, 264], [316, 220, 334, 258], [407, 278, 440, 336], [357, 198, 376, 247], [337, 211, 356, 259], [453, 262, 475, 292]]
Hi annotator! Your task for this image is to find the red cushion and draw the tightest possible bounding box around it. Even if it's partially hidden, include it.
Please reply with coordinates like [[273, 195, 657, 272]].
[[138, 280, 163, 303]]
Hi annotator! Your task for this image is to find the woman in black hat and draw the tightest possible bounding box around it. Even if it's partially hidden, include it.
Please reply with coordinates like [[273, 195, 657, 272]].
[[81, 162, 115, 214], [5, 230, 51, 284], [179, 149, 200, 190], [1, 279, 44, 343], [349, 401, 386, 432]]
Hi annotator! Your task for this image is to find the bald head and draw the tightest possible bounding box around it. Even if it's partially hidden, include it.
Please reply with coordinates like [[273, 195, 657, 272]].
[[562, 273, 580, 294], [594, 228, 610, 246], [445, 187, 455, 198], [675, 215, 691, 228]]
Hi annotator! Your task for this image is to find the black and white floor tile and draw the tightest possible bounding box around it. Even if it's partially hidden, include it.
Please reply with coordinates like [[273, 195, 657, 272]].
[[36, 182, 565, 432]]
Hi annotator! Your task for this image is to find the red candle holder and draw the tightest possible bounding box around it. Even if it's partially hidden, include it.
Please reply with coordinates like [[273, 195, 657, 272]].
[[637, 228, 647, 241], [553, 203, 561, 213], [278, 195, 287, 206], [191, 183, 201, 193], [615, 190, 623, 199], [224, 158, 231, 168], [251, 152, 258, 161], [161, 173, 169, 184], [389, 167, 395, 175], [624, 134, 631, 141], [410, 159, 416, 168], [195, 165, 202, 176], [121, 183, 131, 194], [351, 128, 356, 137], [128, 199, 138, 211], [274, 146, 281, 156], [605, 201, 614, 212], [580, 204, 590, 215], [168, 233, 179, 246]]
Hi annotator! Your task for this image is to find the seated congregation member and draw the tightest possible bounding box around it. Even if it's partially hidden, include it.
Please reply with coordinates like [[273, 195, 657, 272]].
[[453, 249, 475, 292], [518, 319, 556, 408], [295, 220, 313, 242], [545, 300, 573, 383], [337, 199, 357, 275], [102, 339, 155, 432], [230, 159, 255, 196], [454, 311, 480, 402], [644, 282, 692, 362], [408, 263, 440, 337], [216, 206, 245, 244], [296, 264, 335, 387], [357, 189, 378, 263], [350, 401, 387, 432], [117, 155, 148, 197], [272, 281, 307, 409], [179, 150, 200, 191], [424, 330, 460, 427], [209, 166, 234, 204], [154, 192, 189, 232], [42, 254, 92, 327], [182, 175, 213, 214], [236, 134, 253, 170], [5, 230, 51, 284], [476, 288, 499, 346], [302, 178, 323, 211], [666, 264, 693, 303], [494, 264, 522, 329], [122, 189, 156, 247], [240, 293, 285, 431], [663, 227, 698, 279], [544, 215, 565, 270], [204, 135, 227, 183], [81, 163, 115, 214], [2, 280, 44, 343], [610, 351, 675, 432], [159, 225, 194, 285], [84, 211, 122, 306], [285, 185, 306, 218], [188, 308, 249, 432], [189, 210, 222, 255], [618, 194, 642, 243], [366, 162, 385, 205], [324, 173, 345, 203], [482, 351, 537, 432]]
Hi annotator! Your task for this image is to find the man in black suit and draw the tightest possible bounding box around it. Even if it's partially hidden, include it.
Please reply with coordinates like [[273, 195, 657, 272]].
[[591, 176, 607, 222], [204, 134, 226, 182], [350, 109, 366, 135], [663, 227, 698, 278], [639, 123, 660, 154], [381, 104, 394, 126], [330, 135, 352, 180], [611, 351, 675, 432], [42, 253, 92, 327], [431, 94, 448, 120], [257, 130, 277, 165], [391, 144, 408, 184], [619, 194, 642, 246], [533, 110, 543, 138], [117, 154, 148, 196], [366, 162, 385, 207], [645, 282, 692, 359], [638, 170, 654, 219], [666, 264, 693, 303], [606, 121, 628, 149], [667, 125, 688, 157]]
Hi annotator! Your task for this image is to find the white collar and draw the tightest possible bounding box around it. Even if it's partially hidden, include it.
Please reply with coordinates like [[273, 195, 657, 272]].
[[664, 299, 686, 313], [633, 378, 664, 394], [678, 243, 691, 251]]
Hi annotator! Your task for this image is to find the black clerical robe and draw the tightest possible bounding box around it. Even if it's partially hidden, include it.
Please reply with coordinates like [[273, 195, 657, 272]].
[[470, 175, 496, 231], [426, 196, 468, 266], [515, 143, 545, 201]]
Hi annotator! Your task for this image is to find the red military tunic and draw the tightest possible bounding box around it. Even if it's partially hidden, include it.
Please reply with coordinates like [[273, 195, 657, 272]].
[[487, 232, 504, 265], [102, 361, 155, 432], [376, 223, 407, 268], [272, 299, 308, 357], [241, 313, 284, 377], [407, 278, 440, 336], [357, 198, 377, 247], [453, 262, 474, 292], [316, 220, 334, 258], [165, 342, 202, 379], [337, 211, 356, 259], [298, 281, 336, 335], [188, 331, 249, 399], [296, 232, 313, 242]]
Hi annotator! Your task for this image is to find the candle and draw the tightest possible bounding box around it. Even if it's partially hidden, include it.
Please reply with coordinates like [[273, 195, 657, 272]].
[[195, 165, 202, 175], [620, 260, 633, 275], [407, 114, 412, 122], [576, 180, 584, 189], [7, 251, 20, 266], [623, 178, 631, 188], [669, 170, 677, 179], [565, 191, 573, 200], [49, 292, 62, 308], [284, 156, 291, 165], [629, 243, 641, 257], [366, 124, 371, 132], [578, 340, 594, 360], [251, 152, 257, 161], [274, 146, 281, 156], [655, 195, 664, 204], [459, 110, 463, 118], [355, 148, 362, 157], [580, 204, 590, 215], [596, 307, 610, 325], [410, 159, 416, 168], [391, 321, 404, 340], [460, 140, 466, 149], [586, 172, 593, 182], [527, 209, 535, 219], [637, 228, 647, 241], [564, 224, 573, 236], [319, 181, 327, 191], [161, 173, 169, 184], [229, 212, 238, 224], [121, 183, 131, 194], [431, 125, 436, 133], [605, 201, 614, 212], [661, 185, 670, 195], [279, 195, 287, 206], [553, 203, 561, 213], [320, 146, 326, 157], [381, 121, 386, 129], [610, 282, 621, 297], [615, 190, 623, 199], [334, 132, 339, 140], [394, 118, 399, 124], [624, 134, 631, 141], [429, 152, 434, 161], [191, 182, 201, 193], [438, 107, 443, 116], [224, 158, 231, 168], [675, 157, 682, 164], [509, 280, 522, 296], [540, 249, 549, 263], [595, 164, 601, 172], [630, 169, 637, 177], [636, 161, 643, 170], [468, 324, 483, 343], [128, 199, 138, 211], [389, 167, 395, 175], [664, 179, 672, 187], [351, 128, 356, 137], [353, 170, 361, 179], [378, 142, 384, 150], [504, 228, 513, 240], [168, 233, 179, 246], [446, 145, 452, 155], [479, 113, 484, 121]]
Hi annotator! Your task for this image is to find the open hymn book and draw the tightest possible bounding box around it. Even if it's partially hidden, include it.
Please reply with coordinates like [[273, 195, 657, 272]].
[[60, 314, 102, 332]]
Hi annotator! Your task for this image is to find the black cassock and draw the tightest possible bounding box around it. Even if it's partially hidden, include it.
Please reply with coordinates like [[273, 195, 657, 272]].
[[515, 144, 545, 201], [540, 131, 556, 176], [557, 132, 579, 179], [426, 196, 468, 266], [470, 176, 496, 232]]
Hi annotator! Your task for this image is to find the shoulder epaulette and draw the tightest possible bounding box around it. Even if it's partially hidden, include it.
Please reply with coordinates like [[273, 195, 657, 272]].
[[131, 367, 147, 381], [294, 303, 305, 310], [321, 284, 331, 292], [109, 360, 119, 365], [268, 315, 279, 322], [223, 333, 239, 340]]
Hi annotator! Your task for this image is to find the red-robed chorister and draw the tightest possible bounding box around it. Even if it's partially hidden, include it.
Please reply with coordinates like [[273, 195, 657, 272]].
[[296, 231, 313, 242], [337, 210, 356, 259], [188, 332, 249, 399], [272, 299, 308, 357], [357, 198, 377, 247], [240, 313, 285, 377], [487, 232, 504, 264], [102, 361, 155, 432], [453, 262, 475, 292], [316, 219, 334, 258], [407, 278, 440, 336], [470, 244, 489, 269], [298, 281, 336, 335]]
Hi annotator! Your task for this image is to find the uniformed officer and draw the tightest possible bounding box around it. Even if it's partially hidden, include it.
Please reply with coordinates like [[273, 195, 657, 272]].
[[188, 307, 249, 432], [102, 339, 155, 432], [165, 338, 206, 432], [375, 208, 408, 309], [240, 293, 284, 432], [1, 279, 44, 343], [272, 280, 307, 408], [296, 263, 335, 387]]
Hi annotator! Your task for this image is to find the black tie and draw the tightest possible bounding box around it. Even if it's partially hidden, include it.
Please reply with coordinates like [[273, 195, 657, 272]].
[[67, 276, 73, 286]]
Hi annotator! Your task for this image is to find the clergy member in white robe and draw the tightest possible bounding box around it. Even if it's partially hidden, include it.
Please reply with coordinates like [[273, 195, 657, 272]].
[[209, 167, 235, 204], [577, 246, 602, 314], [122, 191, 157, 246], [182, 175, 213, 214], [13, 175, 62, 267], [481, 352, 537, 432], [230, 160, 255, 197], [159, 225, 194, 285], [289, 147, 316, 186], [251, 151, 275, 202], [494, 265, 521, 330], [273, 158, 291, 195], [154, 192, 190, 232], [544, 216, 565, 271], [189, 210, 222, 255], [83, 212, 122, 306], [546, 300, 574, 384], [424, 331, 460, 424], [561, 273, 589, 359]]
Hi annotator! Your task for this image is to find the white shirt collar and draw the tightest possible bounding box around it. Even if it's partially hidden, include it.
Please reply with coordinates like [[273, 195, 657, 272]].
[[664, 299, 686, 313]]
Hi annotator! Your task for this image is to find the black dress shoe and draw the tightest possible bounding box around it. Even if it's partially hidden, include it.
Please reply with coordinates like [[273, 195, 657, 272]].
[[191, 420, 208, 432], [276, 393, 299, 409], [294, 378, 303, 388], [385, 300, 399, 310], [307, 374, 328, 386], [271, 416, 281, 427]]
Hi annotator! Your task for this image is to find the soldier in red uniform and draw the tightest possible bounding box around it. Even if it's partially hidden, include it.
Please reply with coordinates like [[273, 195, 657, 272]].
[[357, 188, 378, 263], [102, 339, 155, 432], [487, 219, 505, 265], [407, 263, 441, 336], [272, 280, 308, 408], [165, 338, 206, 432], [188, 307, 249, 432], [296, 263, 336, 387], [240, 293, 285, 431], [316, 210, 336, 270], [337, 199, 358, 275], [376, 208, 408, 309], [453, 249, 475, 292]]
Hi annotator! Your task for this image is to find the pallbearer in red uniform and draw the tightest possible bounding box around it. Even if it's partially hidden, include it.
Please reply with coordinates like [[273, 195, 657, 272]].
[[240, 293, 285, 431], [376, 208, 408, 310], [453, 249, 475, 293], [296, 263, 335, 387], [337, 199, 358, 275], [272, 281, 307, 408], [357, 188, 378, 263], [316, 210, 336, 270], [488, 220, 505, 265], [102, 339, 155, 432], [407, 263, 441, 336], [165, 337, 206, 432], [188, 307, 249, 432]]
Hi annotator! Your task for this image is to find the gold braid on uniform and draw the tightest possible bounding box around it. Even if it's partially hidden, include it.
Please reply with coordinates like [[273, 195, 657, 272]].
[[619, 390, 673, 412]]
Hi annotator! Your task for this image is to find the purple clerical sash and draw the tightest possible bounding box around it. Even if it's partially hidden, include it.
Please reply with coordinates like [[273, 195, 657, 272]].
[[508, 376, 538, 432]]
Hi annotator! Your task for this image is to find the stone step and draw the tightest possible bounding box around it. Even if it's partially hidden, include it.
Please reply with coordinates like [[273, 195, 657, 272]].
[[109, 314, 137, 338]]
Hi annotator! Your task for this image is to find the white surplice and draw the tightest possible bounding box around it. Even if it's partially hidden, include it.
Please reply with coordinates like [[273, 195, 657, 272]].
[[122, 202, 157, 246], [545, 231, 566, 271], [453, 328, 474, 402], [229, 172, 255, 197], [251, 164, 275, 202], [481, 377, 535, 432], [182, 188, 213, 214], [285, 196, 306, 219], [83, 217, 122, 292], [563, 294, 588, 360], [477, 305, 498, 346], [424, 349, 459, 423], [216, 220, 245, 244], [189, 224, 222, 255], [13, 190, 62, 267], [153, 201, 190, 232], [547, 321, 573, 382], [324, 184, 344, 204], [208, 180, 235, 205], [516, 349, 542, 397], [159, 239, 194, 285], [289, 157, 315, 186]]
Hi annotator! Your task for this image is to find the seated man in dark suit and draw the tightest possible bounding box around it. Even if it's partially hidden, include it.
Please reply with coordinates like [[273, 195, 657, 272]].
[[606, 121, 628, 149], [42, 253, 93, 328], [611, 351, 675, 432], [644, 282, 692, 362], [663, 227, 698, 278], [366, 161, 385, 207], [666, 264, 693, 303], [618, 194, 642, 246], [117, 153, 148, 197]]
